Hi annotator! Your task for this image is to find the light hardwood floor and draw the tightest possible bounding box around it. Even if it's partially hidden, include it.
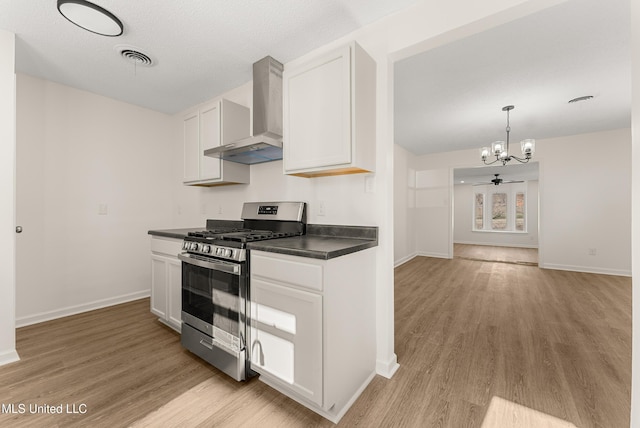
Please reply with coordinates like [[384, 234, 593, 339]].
[[454, 243, 539, 265], [0, 257, 631, 427]]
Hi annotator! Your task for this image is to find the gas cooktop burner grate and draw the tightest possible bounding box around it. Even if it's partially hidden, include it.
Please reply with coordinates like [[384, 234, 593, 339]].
[[221, 230, 302, 243], [187, 228, 249, 238]]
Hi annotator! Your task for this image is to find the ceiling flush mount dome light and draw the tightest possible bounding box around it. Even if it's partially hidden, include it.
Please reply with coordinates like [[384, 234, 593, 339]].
[[57, 0, 123, 36], [480, 105, 535, 166]]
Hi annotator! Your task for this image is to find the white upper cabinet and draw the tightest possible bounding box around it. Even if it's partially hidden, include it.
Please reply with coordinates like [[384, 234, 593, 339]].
[[183, 99, 251, 186], [283, 42, 376, 177]]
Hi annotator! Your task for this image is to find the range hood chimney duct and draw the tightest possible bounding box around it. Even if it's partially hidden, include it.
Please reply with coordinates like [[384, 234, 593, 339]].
[[204, 56, 284, 164]]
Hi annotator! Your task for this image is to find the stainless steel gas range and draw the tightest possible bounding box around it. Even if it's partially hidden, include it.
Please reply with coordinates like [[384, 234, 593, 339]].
[[179, 201, 306, 380]]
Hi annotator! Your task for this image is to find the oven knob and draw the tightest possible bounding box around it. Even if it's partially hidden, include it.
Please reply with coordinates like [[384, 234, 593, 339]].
[[191, 243, 199, 251], [182, 242, 188, 250], [216, 248, 223, 256], [225, 249, 233, 258], [202, 245, 211, 254]]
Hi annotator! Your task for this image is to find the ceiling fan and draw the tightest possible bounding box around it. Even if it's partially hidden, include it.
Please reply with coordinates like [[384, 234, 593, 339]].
[[473, 174, 524, 186]]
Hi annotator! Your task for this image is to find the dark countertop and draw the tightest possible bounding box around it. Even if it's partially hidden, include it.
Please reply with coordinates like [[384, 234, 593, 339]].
[[148, 223, 378, 260], [148, 227, 201, 240], [247, 234, 377, 260], [148, 220, 244, 240]]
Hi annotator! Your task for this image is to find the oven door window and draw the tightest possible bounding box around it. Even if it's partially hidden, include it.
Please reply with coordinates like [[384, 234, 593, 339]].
[[182, 261, 241, 335]]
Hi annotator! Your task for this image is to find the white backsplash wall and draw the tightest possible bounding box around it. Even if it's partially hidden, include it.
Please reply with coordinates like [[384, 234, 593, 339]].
[[172, 159, 379, 227], [15, 74, 174, 325]]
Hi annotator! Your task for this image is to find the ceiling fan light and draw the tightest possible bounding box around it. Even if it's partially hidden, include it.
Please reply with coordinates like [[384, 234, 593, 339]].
[[57, 0, 123, 37], [480, 147, 491, 160], [521, 139, 535, 155], [499, 150, 509, 159]]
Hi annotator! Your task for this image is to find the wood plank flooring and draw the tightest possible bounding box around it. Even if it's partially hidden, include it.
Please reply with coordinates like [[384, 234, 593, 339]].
[[0, 257, 631, 427], [455, 243, 539, 265]]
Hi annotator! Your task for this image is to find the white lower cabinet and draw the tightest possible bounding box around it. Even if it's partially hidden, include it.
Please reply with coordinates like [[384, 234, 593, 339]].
[[249, 249, 376, 423], [150, 236, 182, 332], [250, 278, 323, 406]]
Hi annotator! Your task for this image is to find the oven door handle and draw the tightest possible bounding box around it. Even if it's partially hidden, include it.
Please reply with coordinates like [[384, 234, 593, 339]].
[[178, 253, 241, 275]]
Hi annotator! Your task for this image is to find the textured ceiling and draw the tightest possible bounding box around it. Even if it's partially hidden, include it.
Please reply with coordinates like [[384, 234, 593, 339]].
[[0, 0, 419, 114], [394, 0, 631, 155]]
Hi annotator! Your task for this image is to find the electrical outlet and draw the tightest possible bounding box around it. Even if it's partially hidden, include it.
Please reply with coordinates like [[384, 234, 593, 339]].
[[98, 204, 108, 215], [318, 201, 326, 216], [365, 175, 376, 193], [588, 248, 597, 256]]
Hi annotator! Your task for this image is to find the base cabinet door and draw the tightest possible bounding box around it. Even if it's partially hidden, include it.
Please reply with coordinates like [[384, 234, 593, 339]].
[[150, 237, 183, 332], [250, 278, 323, 406], [150, 255, 169, 320]]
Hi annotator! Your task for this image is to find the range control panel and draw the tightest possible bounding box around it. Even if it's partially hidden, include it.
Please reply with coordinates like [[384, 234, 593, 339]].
[[258, 205, 278, 215], [181, 241, 246, 262]]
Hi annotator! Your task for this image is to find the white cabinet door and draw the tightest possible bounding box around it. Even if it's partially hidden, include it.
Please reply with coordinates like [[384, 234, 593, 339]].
[[250, 278, 323, 406], [182, 99, 250, 186], [182, 110, 200, 182], [167, 258, 183, 331], [284, 45, 351, 172], [150, 254, 169, 320], [199, 101, 222, 181], [151, 238, 183, 332]]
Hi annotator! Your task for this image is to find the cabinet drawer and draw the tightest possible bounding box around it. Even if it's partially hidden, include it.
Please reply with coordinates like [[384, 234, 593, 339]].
[[150, 237, 183, 257], [251, 252, 323, 291]]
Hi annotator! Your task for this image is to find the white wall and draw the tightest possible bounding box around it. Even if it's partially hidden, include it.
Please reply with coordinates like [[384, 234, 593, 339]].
[[630, 0, 640, 423], [14, 74, 174, 326], [0, 30, 18, 365], [537, 129, 631, 275], [394, 144, 415, 266], [453, 180, 539, 247], [414, 168, 452, 258], [400, 128, 631, 276]]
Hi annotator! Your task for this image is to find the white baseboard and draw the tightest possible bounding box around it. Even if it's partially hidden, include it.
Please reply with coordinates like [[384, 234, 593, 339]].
[[417, 251, 450, 259], [394, 252, 417, 268], [0, 349, 20, 366], [540, 263, 631, 277], [376, 353, 400, 379], [16, 290, 151, 328]]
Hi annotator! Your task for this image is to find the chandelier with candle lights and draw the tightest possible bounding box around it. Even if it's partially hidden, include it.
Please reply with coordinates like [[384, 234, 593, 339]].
[[480, 105, 535, 166]]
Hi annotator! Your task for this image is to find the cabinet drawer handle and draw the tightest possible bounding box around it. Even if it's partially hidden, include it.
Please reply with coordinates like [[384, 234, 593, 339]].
[[199, 339, 214, 350]]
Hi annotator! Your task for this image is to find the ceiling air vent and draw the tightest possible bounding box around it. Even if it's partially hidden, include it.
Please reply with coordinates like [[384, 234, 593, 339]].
[[114, 44, 154, 67], [568, 95, 594, 103]]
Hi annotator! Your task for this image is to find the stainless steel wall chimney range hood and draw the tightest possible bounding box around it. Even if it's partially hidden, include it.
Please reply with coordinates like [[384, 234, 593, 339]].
[[204, 56, 283, 165]]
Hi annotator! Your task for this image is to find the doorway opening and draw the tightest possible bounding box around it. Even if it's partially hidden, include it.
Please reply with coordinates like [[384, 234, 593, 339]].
[[452, 162, 539, 266]]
